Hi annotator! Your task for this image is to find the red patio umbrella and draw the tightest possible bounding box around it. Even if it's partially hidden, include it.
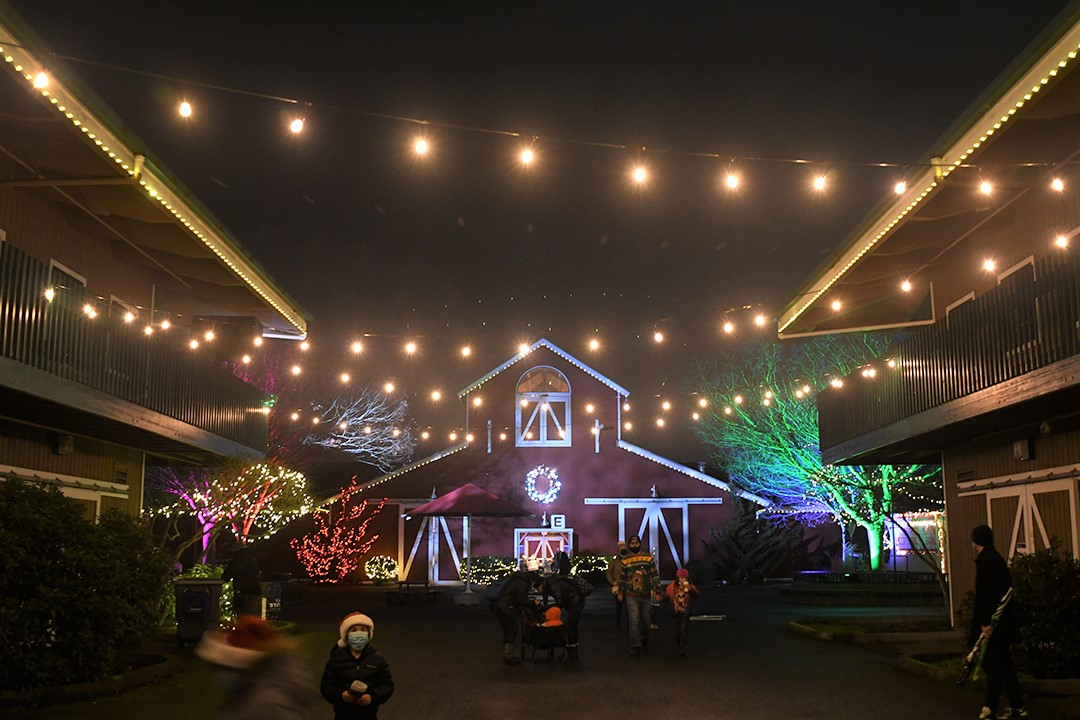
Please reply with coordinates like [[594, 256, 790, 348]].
[[410, 483, 533, 591]]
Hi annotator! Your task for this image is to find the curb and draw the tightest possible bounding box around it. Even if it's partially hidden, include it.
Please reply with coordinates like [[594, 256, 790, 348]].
[[0, 653, 182, 707], [896, 654, 1080, 697]]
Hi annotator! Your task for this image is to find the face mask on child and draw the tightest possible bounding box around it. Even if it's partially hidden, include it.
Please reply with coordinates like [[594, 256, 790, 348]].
[[347, 630, 370, 651]]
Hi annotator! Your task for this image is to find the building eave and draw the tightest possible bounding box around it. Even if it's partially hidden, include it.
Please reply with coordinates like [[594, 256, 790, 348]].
[[778, 10, 1080, 336], [616, 439, 769, 506]]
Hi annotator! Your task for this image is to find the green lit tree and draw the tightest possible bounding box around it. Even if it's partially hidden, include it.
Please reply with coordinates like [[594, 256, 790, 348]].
[[693, 335, 941, 571]]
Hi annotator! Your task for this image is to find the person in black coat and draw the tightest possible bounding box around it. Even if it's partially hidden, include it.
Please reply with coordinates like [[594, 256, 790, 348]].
[[969, 525, 1025, 720], [543, 567, 584, 659], [490, 558, 541, 664], [321, 612, 394, 719]]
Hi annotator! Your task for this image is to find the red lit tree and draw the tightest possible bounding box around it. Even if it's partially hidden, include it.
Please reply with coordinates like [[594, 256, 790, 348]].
[[290, 480, 385, 583]]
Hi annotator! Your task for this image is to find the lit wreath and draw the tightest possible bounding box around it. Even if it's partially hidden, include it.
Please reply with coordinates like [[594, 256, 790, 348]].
[[525, 465, 561, 504]]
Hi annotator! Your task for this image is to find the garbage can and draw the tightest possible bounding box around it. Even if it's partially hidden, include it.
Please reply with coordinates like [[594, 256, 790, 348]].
[[260, 580, 283, 621], [173, 577, 224, 646]]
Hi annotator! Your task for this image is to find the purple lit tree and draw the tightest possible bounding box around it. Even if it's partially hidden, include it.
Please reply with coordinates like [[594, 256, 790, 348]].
[[146, 462, 314, 562], [693, 336, 941, 571]]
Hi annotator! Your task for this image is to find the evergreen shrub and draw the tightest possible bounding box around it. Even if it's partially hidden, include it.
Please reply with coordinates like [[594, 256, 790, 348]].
[[1011, 544, 1080, 679], [0, 479, 171, 690]]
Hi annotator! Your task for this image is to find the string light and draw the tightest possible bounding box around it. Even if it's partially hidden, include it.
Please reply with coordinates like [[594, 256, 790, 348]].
[[289, 118, 304, 134], [204, 330, 215, 341], [722, 321, 734, 334], [830, 378, 843, 388], [518, 343, 530, 355], [123, 311, 135, 323], [724, 407, 732, 415], [623, 402, 631, 411], [589, 338, 600, 351], [691, 412, 700, 421], [461, 345, 472, 357], [519, 147, 535, 165], [351, 341, 363, 354], [311, 416, 320, 425], [300, 340, 310, 351], [1050, 177, 1065, 192], [585, 403, 594, 413], [472, 397, 482, 407], [754, 314, 767, 327], [43, 287, 55, 302], [291, 364, 302, 375], [242, 354, 251, 363], [982, 258, 997, 272], [724, 172, 740, 190], [32, 71, 47, 88], [632, 165, 648, 184], [979, 180, 993, 195], [383, 382, 395, 393], [624, 422, 632, 431], [144, 325, 154, 336], [900, 279, 912, 292], [653, 331, 664, 343], [421, 431, 430, 440], [812, 174, 827, 191], [178, 100, 192, 118], [698, 398, 708, 408], [340, 372, 350, 383], [414, 137, 429, 155], [830, 299, 842, 312], [404, 341, 417, 355], [189, 339, 199, 349], [661, 400, 671, 411], [1055, 234, 1069, 249], [253, 336, 263, 346], [656, 418, 665, 427], [431, 390, 442, 401], [894, 180, 907, 194], [161, 320, 171, 330], [290, 412, 300, 421]]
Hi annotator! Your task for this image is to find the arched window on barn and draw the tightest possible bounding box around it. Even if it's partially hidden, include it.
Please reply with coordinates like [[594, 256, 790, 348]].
[[516, 366, 571, 447]]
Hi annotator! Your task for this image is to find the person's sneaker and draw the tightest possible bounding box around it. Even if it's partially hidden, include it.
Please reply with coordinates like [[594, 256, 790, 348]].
[[996, 707, 1028, 719], [978, 707, 995, 720]]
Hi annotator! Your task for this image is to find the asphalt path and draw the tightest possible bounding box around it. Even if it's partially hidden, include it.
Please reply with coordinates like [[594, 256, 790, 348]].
[[11, 583, 1078, 719]]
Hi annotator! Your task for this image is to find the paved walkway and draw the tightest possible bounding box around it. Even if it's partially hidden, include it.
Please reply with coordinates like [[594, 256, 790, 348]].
[[10, 584, 1079, 719]]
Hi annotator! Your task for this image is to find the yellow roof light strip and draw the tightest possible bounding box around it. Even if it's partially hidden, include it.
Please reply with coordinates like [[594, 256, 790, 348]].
[[778, 25, 1080, 335], [0, 29, 307, 336]]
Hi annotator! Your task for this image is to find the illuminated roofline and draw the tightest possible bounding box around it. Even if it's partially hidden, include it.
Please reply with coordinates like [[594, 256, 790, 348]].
[[0, 17, 307, 336], [457, 338, 630, 399], [778, 18, 1080, 335]]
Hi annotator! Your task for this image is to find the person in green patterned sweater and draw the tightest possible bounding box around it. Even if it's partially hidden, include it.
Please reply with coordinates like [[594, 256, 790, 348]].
[[617, 535, 662, 656]]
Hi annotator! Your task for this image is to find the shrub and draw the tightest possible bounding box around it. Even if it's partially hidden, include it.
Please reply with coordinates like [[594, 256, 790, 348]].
[[0, 479, 172, 690], [462, 555, 517, 585], [702, 497, 805, 584], [1011, 544, 1080, 679], [364, 554, 399, 581], [160, 563, 234, 623]]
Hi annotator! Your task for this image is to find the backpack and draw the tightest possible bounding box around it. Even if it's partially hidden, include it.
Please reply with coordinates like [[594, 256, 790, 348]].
[[484, 576, 510, 602], [571, 575, 594, 597]]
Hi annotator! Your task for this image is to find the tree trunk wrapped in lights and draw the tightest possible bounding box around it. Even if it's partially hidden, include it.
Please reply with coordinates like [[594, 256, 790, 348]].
[[693, 336, 941, 571], [290, 481, 385, 583]]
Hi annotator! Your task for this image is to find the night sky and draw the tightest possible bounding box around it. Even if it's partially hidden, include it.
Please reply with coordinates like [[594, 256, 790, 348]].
[[8, 1, 1075, 461]]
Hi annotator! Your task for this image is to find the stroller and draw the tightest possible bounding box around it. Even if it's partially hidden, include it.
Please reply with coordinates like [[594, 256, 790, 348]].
[[521, 606, 568, 662]]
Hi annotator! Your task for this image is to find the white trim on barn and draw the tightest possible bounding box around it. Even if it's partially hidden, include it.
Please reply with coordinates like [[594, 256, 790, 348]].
[[584, 497, 724, 571], [457, 338, 631, 399], [615, 440, 770, 506]]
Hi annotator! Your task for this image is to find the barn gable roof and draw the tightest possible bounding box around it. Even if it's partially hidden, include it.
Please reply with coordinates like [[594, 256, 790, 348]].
[[457, 338, 630, 398], [616, 440, 768, 506]]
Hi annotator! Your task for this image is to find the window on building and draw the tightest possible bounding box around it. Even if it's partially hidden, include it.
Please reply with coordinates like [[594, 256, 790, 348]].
[[516, 366, 571, 447]]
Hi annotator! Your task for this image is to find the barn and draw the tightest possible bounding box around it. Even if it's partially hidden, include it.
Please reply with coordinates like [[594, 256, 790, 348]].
[[350, 339, 767, 584]]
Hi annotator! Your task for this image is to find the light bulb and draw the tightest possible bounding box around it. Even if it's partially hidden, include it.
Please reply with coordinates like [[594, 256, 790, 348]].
[[351, 341, 363, 353], [520, 148, 535, 165], [340, 373, 350, 383], [725, 173, 739, 189], [754, 314, 767, 327], [289, 118, 304, 134], [722, 321, 734, 334], [979, 180, 993, 195], [33, 72, 48, 89], [813, 175, 827, 191], [901, 280, 912, 292], [432, 390, 442, 401], [830, 299, 842, 312], [384, 382, 395, 394], [1055, 234, 1069, 249], [589, 338, 600, 351], [242, 354, 251, 364], [1051, 177, 1065, 192], [291, 365, 301, 375], [983, 259, 997, 272], [632, 166, 648, 184], [653, 331, 664, 343], [179, 100, 192, 118], [473, 397, 482, 407], [123, 311, 135, 323], [414, 138, 429, 155], [461, 345, 472, 357]]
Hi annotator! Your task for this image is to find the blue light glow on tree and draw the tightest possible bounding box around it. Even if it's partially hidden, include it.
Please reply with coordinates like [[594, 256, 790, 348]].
[[693, 335, 941, 571]]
